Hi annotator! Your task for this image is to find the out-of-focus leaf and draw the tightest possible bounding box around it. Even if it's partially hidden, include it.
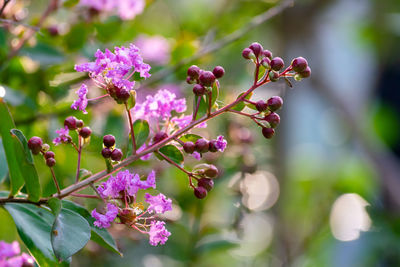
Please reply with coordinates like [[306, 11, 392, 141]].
[[0, 99, 24, 196], [194, 95, 208, 120], [51, 208, 91, 261], [10, 129, 41, 202], [157, 144, 184, 165], [195, 235, 240, 254], [21, 43, 65, 66], [0, 139, 7, 183], [179, 134, 203, 143], [4, 203, 68, 267], [211, 81, 219, 108], [63, 0, 79, 7], [133, 119, 149, 150], [65, 23, 90, 51], [61, 200, 121, 256]]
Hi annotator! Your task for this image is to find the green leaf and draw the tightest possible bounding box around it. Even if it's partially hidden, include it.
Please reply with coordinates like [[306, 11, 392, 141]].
[[51, 208, 91, 261], [10, 129, 41, 202], [179, 134, 203, 143], [158, 145, 184, 165], [0, 99, 24, 196], [231, 92, 253, 111], [48, 198, 61, 216], [194, 95, 208, 120], [133, 119, 149, 149], [195, 237, 239, 254], [210, 82, 219, 108], [78, 169, 92, 180], [4, 203, 67, 267], [61, 200, 121, 256]]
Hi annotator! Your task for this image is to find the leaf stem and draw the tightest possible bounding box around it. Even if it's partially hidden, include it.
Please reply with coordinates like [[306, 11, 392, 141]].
[[125, 102, 137, 155]]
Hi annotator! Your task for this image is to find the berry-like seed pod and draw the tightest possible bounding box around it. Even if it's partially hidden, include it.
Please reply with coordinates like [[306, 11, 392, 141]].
[[116, 88, 130, 102], [264, 112, 280, 128], [186, 76, 194, 84], [27, 136, 43, 155], [208, 140, 218, 152], [64, 116, 77, 130], [299, 66, 311, 78], [270, 57, 284, 71], [263, 50, 272, 59], [242, 48, 254, 60], [204, 165, 219, 178], [153, 132, 168, 143], [187, 65, 200, 79], [111, 148, 123, 161], [212, 66, 225, 78], [44, 151, 55, 159], [261, 57, 271, 68], [199, 71, 216, 87], [198, 178, 214, 191], [193, 84, 206, 96], [79, 127, 92, 138], [46, 157, 56, 167], [183, 141, 195, 154], [269, 71, 280, 82], [262, 127, 275, 139], [267, 96, 283, 111], [195, 139, 209, 153], [194, 186, 207, 199], [76, 120, 84, 128], [103, 135, 116, 148], [255, 100, 268, 112], [101, 147, 112, 158], [249, 42, 263, 57], [291, 57, 308, 72]]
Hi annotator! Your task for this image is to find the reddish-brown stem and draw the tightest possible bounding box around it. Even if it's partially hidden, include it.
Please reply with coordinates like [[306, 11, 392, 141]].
[[125, 102, 137, 154], [70, 193, 100, 199], [251, 117, 265, 128], [244, 99, 257, 105], [50, 167, 61, 196], [192, 96, 201, 121], [228, 109, 254, 118], [157, 151, 191, 176], [174, 137, 185, 146], [75, 136, 82, 183], [70, 141, 79, 152], [207, 91, 212, 116], [87, 94, 109, 101]]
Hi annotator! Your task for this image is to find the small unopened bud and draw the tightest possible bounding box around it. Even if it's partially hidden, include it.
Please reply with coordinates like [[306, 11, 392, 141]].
[[187, 65, 200, 79], [76, 120, 84, 128], [267, 96, 283, 111], [79, 127, 92, 138], [262, 127, 275, 139], [208, 140, 218, 152], [262, 50, 272, 59], [269, 71, 279, 82], [153, 132, 168, 143], [249, 42, 263, 57], [270, 57, 284, 71], [42, 143, 50, 152], [64, 116, 78, 130], [103, 135, 115, 148], [116, 88, 130, 102], [183, 141, 195, 154], [264, 112, 280, 128], [44, 151, 55, 159], [195, 139, 209, 153], [261, 57, 271, 68], [204, 165, 219, 178], [199, 71, 216, 87], [101, 147, 112, 158], [291, 57, 308, 72], [194, 186, 207, 199], [111, 148, 123, 161], [212, 66, 225, 78], [198, 178, 214, 191], [28, 136, 43, 155], [242, 48, 255, 60], [46, 157, 56, 167], [193, 84, 206, 96], [255, 100, 268, 112], [299, 66, 311, 78]]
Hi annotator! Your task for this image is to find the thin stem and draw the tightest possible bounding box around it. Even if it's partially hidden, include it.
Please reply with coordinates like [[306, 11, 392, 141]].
[[228, 109, 254, 118], [174, 137, 185, 146], [192, 96, 201, 121], [157, 151, 191, 176], [244, 99, 257, 105], [87, 94, 109, 101], [207, 91, 212, 116], [70, 193, 100, 199], [125, 102, 137, 154], [75, 136, 82, 183], [70, 141, 79, 152], [50, 167, 61, 196]]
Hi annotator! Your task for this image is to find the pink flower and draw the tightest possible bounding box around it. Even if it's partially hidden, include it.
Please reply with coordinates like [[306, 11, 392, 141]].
[[135, 35, 170, 65], [144, 193, 172, 214], [215, 135, 227, 152], [148, 221, 171, 246], [71, 84, 88, 114], [192, 151, 201, 160], [0, 241, 20, 260], [53, 126, 70, 145], [91, 203, 119, 228], [79, 0, 145, 20]]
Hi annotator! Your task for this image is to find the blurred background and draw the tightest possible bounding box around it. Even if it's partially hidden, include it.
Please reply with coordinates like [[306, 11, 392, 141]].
[[1, 0, 400, 266]]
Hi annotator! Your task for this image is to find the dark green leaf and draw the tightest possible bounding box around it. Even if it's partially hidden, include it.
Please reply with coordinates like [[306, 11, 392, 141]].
[[211, 82, 219, 108], [194, 95, 208, 120], [0, 100, 24, 196], [4, 203, 67, 267], [51, 208, 91, 261], [133, 119, 149, 149], [158, 145, 184, 165], [61, 200, 121, 256], [179, 134, 203, 143], [10, 129, 41, 202]]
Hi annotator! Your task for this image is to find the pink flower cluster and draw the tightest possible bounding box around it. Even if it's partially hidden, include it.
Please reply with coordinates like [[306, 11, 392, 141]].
[[53, 126, 70, 146], [80, 0, 145, 20], [0, 241, 35, 267], [91, 170, 172, 246], [135, 35, 171, 65]]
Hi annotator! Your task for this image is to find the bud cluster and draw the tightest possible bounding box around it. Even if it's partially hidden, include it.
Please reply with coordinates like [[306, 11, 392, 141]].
[[186, 65, 225, 96], [192, 164, 219, 199], [101, 135, 123, 162], [28, 136, 57, 167]]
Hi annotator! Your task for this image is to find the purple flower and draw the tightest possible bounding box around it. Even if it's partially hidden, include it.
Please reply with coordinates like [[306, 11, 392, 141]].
[[53, 126, 70, 146], [215, 135, 227, 152], [79, 0, 145, 20], [135, 35, 170, 65], [148, 221, 171, 246], [0, 241, 20, 260], [71, 84, 88, 114], [4, 253, 35, 267], [170, 115, 207, 129], [144, 193, 172, 214], [91, 203, 119, 228], [192, 152, 201, 160]]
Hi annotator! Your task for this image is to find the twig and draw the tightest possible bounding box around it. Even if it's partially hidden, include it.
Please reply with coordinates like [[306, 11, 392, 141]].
[[157, 150, 191, 176], [0, 19, 41, 32], [0, 0, 11, 16], [125, 102, 137, 154], [50, 167, 61, 196], [75, 136, 82, 183]]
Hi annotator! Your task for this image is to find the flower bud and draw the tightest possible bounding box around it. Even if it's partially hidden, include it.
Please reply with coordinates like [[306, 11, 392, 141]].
[[28, 136, 43, 155], [291, 57, 308, 72], [76, 119, 84, 128], [116, 88, 130, 102], [262, 127, 275, 139], [269, 71, 279, 82], [193, 84, 206, 96], [199, 71, 216, 87], [187, 65, 200, 79], [103, 135, 115, 148], [204, 165, 218, 178], [299, 66, 311, 78], [64, 116, 77, 130], [270, 57, 284, 71], [198, 178, 214, 191], [44, 151, 55, 159], [208, 140, 218, 152], [194, 186, 207, 199], [42, 143, 50, 152], [262, 49, 272, 59], [242, 48, 255, 60], [101, 147, 112, 158], [186, 76, 195, 84], [46, 157, 56, 167], [267, 96, 283, 111], [153, 131, 168, 143], [183, 141, 195, 154], [212, 66, 225, 78], [79, 127, 92, 138], [264, 112, 280, 128], [249, 42, 263, 57], [195, 139, 209, 153], [261, 57, 271, 68], [255, 100, 268, 112], [111, 148, 123, 161], [119, 208, 136, 224]]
